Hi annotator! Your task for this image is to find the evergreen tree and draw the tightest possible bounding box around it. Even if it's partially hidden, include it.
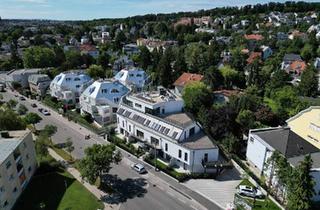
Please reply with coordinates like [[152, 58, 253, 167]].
[[157, 48, 173, 88], [287, 155, 315, 210]]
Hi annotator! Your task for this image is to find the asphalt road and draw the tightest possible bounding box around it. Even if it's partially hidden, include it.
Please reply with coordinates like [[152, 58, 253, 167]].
[[2, 90, 222, 210]]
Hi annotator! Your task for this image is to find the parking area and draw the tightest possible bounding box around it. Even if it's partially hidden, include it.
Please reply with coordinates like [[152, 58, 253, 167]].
[[183, 168, 243, 209]]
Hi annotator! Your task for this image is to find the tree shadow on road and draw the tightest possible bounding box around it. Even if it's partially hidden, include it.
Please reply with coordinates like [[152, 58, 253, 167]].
[[99, 174, 148, 204]]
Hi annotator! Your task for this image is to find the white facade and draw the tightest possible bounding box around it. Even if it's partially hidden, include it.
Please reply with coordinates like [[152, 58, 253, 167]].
[[80, 80, 129, 125], [28, 74, 51, 96], [0, 130, 37, 210], [246, 128, 320, 201], [116, 88, 218, 173], [50, 71, 93, 106], [2, 69, 41, 88], [114, 68, 148, 90]]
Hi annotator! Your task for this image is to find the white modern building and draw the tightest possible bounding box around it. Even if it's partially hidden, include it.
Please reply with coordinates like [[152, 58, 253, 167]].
[[114, 68, 148, 91], [246, 127, 320, 201], [50, 71, 93, 107], [80, 80, 130, 125], [0, 130, 37, 210], [116, 87, 219, 173]]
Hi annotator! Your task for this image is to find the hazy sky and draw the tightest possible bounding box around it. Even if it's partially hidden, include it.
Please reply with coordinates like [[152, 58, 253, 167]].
[[0, 0, 318, 20]]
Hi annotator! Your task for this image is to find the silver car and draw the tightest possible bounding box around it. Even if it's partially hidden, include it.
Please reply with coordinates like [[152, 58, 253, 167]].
[[237, 185, 264, 198]]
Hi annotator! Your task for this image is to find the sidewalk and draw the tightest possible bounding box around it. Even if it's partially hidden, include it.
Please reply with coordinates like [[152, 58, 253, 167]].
[[48, 148, 119, 210]]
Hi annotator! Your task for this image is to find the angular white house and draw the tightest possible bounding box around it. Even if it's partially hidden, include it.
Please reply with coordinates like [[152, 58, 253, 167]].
[[116, 87, 219, 173], [80, 80, 129, 125], [114, 68, 148, 91], [49, 71, 93, 107]]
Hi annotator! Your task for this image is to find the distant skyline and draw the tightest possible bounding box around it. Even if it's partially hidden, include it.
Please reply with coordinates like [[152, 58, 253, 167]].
[[0, 0, 318, 20]]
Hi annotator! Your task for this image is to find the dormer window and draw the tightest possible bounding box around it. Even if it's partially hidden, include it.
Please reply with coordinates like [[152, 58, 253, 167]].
[[65, 78, 71, 81], [101, 89, 108, 93], [74, 77, 80, 81], [111, 89, 119, 93]]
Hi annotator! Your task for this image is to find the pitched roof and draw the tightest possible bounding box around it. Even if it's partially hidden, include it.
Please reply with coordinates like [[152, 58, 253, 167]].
[[253, 127, 319, 158], [288, 152, 320, 168], [79, 44, 97, 52], [244, 34, 264, 41], [173, 72, 204, 87], [247, 52, 262, 64], [283, 54, 302, 62], [288, 60, 307, 74]]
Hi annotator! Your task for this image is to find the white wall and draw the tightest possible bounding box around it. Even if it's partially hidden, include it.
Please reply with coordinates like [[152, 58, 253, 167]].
[[246, 134, 269, 173]]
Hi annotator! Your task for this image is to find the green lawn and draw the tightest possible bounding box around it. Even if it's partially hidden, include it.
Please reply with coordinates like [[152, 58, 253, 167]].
[[51, 146, 74, 162], [13, 170, 103, 210]]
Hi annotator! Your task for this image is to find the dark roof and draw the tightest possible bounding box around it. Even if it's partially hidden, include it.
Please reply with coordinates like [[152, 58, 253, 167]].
[[288, 152, 320, 168], [283, 54, 302, 62], [180, 132, 217, 150], [253, 127, 319, 158]]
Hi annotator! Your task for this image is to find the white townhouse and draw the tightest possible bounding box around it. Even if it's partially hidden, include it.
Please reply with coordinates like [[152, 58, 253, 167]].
[[50, 71, 93, 107], [0, 130, 37, 210], [246, 127, 320, 201], [116, 87, 219, 173], [80, 80, 129, 125], [0, 68, 41, 88], [114, 68, 148, 91], [28, 74, 51, 97]]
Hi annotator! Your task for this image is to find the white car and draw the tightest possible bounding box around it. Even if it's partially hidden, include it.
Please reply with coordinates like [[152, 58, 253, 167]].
[[42, 109, 50, 116], [237, 185, 264, 198], [131, 163, 146, 174]]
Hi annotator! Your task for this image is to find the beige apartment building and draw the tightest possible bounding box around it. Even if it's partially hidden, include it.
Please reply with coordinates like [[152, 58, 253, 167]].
[[0, 130, 37, 210]]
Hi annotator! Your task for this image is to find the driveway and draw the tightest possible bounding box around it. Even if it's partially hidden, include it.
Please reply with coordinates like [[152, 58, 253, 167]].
[[183, 168, 242, 209]]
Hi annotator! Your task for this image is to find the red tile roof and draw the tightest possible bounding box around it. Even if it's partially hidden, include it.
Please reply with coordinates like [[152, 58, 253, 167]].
[[247, 52, 262, 64], [79, 44, 97, 52], [173, 72, 204, 87], [244, 34, 264, 41], [288, 61, 307, 75]]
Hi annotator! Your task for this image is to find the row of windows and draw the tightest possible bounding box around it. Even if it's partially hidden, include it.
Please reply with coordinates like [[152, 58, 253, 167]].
[[164, 143, 188, 162]]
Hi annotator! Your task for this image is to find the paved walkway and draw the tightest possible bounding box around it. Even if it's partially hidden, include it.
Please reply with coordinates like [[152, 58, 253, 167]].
[[48, 148, 120, 210], [183, 168, 242, 209]]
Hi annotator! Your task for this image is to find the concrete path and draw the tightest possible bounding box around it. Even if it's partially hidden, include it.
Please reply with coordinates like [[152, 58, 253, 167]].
[[48, 148, 119, 210], [183, 168, 242, 209]]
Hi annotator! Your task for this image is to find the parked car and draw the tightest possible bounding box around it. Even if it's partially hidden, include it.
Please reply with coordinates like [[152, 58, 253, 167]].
[[237, 185, 264, 198], [31, 103, 37, 108], [19, 96, 26, 101], [38, 108, 43, 112], [42, 109, 50, 116], [131, 163, 146, 174]]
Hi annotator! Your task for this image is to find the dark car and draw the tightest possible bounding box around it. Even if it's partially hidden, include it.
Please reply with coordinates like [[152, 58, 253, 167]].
[[19, 96, 26, 101], [38, 108, 43, 112], [31, 103, 37, 108]]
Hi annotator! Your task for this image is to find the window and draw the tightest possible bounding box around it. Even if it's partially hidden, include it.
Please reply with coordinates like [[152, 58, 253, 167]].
[[135, 103, 142, 108], [184, 153, 188, 161], [249, 137, 254, 143], [9, 174, 14, 181], [26, 154, 29, 160], [28, 166, 32, 173], [165, 143, 168, 151], [189, 127, 195, 137], [74, 77, 80, 81], [151, 137, 159, 146], [204, 153, 208, 162], [3, 201, 8, 207], [0, 186, 5, 192], [112, 107, 118, 113], [66, 78, 71, 81], [13, 187, 17, 193], [136, 130, 144, 138], [6, 161, 11, 169], [101, 89, 108, 93], [76, 85, 80, 88], [111, 89, 119, 93], [114, 97, 119, 103], [129, 125, 131, 132], [122, 121, 124, 128], [178, 150, 182, 158]]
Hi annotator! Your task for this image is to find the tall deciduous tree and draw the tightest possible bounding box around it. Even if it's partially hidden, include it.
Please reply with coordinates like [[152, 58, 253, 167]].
[[182, 81, 213, 115], [299, 66, 318, 97], [87, 64, 105, 79], [78, 144, 122, 184], [0, 108, 26, 131], [24, 112, 42, 127]]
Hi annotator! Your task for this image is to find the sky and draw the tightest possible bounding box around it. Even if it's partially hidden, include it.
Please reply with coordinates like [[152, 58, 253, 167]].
[[0, 0, 318, 20]]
